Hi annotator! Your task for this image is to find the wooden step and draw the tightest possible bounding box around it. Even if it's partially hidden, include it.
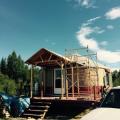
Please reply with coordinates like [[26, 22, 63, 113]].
[[29, 105, 50, 108], [22, 99, 51, 119], [28, 109, 48, 112], [23, 113, 43, 117], [31, 101, 51, 105]]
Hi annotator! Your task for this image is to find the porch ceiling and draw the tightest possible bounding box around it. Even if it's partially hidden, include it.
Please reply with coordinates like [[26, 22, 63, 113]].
[[25, 48, 70, 67]]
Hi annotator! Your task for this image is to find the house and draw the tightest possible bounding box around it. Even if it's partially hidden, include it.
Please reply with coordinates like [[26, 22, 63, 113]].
[[26, 48, 112, 101]]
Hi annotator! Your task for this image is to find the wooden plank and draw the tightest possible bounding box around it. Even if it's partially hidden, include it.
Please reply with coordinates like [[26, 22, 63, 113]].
[[23, 113, 43, 117], [61, 63, 64, 99], [28, 109, 48, 112], [30, 65, 33, 98], [41, 80, 43, 98], [77, 65, 80, 96], [72, 66, 74, 97], [43, 68, 45, 96], [51, 70, 54, 95], [41, 68, 44, 98], [48, 54, 52, 61], [66, 79, 68, 99]]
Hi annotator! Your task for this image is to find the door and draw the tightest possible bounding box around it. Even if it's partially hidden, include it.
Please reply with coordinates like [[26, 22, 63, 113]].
[[54, 69, 65, 94]]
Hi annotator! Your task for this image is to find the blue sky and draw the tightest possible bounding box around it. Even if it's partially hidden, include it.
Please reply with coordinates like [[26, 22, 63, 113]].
[[0, 0, 120, 70]]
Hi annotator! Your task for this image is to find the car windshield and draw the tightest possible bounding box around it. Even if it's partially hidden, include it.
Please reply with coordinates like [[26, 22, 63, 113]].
[[101, 89, 120, 108]]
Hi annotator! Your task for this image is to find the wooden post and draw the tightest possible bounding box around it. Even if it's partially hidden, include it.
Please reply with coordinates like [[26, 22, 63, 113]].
[[43, 67, 45, 96], [96, 52, 99, 98], [66, 79, 68, 99], [94, 85, 96, 100], [41, 80, 43, 98], [41, 68, 44, 98], [30, 65, 33, 98], [72, 66, 74, 98], [77, 65, 80, 96], [52, 70, 54, 95], [61, 63, 64, 99]]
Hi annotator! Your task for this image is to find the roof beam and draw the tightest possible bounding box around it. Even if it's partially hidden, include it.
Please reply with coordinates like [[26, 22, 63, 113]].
[[40, 55, 43, 62], [48, 54, 52, 61]]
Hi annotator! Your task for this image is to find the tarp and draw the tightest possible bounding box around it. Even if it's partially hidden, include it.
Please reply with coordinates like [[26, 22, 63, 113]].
[[0, 93, 30, 117]]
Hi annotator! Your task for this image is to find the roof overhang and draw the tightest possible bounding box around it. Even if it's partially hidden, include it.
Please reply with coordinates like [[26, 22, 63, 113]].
[[25, 48, 70, 67]]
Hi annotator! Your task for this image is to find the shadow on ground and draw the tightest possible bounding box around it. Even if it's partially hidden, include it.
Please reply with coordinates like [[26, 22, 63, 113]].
[[45, 101, 94, 119]]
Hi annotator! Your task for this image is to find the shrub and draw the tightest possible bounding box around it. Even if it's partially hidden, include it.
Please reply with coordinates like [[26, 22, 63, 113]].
[[0, 74, 16, 95]]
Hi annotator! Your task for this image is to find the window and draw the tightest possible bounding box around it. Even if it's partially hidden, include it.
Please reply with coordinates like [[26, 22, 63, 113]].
[[55, 79, 61, 88], [55, 69, 61, 88]]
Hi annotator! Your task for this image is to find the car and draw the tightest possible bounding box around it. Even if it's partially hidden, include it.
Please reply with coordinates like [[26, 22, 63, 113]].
[[81, 86, 120, 120]]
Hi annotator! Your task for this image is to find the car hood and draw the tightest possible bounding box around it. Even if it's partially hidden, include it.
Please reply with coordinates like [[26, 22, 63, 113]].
[[81, 108, 120, 120]]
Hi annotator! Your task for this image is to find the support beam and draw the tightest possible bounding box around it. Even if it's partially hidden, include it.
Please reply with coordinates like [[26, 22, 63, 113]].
[[72, 66, 74, 98], [66, 79, 68, 99], [30, 65, 33, 98], [41, 80, 43, 98], [48, 54, 52, 61], [41, 68, 44, 98], [43, 67, 45, 97], [96, 52, 99, 98], [77, 65, 80, 96], [61, 63, 64, 99], [40, 55, 43, 62]]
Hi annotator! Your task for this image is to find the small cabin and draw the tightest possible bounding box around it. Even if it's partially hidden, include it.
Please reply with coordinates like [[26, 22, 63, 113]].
[[26, 48, 112, 101]]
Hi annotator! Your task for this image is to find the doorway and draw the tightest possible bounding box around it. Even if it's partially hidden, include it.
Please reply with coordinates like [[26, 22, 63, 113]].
[[54, 69, 65, 94]]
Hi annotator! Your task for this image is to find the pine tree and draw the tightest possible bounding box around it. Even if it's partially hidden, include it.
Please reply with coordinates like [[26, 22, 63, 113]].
[[7, 51, 18, 80], [0, 58, 7, 75]]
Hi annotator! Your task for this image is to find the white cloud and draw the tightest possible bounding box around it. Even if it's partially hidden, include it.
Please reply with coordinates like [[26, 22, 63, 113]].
[[67, 0, 96, 8], [51, 42, 56, 46], [106, 25, 114, 30], [97, 50, 120, 63], [81, 0, 96, 8], [94, 26, 105, 34], [77, 26, 100, 51], [97, 30, 105, 34], [76, 26, 120, 63], [105, 7, 120, 20], [82, 16, 101, 27], [87, 16, 101, 22], [100, 41, 108, 46], [111, 68, 120, 72], [82, 0, 90, 7]]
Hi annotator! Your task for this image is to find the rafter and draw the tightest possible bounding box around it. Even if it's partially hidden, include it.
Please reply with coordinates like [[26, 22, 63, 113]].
[[48, 54, 53, 61]]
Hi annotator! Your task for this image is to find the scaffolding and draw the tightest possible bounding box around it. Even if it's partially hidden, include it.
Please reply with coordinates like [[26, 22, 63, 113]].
[[64, 47, 99, 100]]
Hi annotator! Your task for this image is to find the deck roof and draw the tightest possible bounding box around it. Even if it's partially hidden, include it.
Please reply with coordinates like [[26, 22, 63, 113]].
[[25, 48, 71, 67]]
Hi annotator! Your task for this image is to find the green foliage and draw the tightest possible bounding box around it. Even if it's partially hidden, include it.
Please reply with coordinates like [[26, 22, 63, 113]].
[[6, 51, 32, 82], [0, 51, 40, 96], [0, 58, 7, 75], [112, 70, 120, 86], [0, 74, 16, 95], [7, 51, 22, 81]]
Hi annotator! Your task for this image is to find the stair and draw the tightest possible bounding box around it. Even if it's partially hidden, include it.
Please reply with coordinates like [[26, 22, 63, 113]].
[[22, 99, 51, 119]]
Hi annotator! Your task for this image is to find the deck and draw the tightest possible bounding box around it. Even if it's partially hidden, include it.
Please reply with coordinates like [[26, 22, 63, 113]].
[[32, 96, 100, 108], [28, 96, 99, 119], [33, 95, 101, 101]]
